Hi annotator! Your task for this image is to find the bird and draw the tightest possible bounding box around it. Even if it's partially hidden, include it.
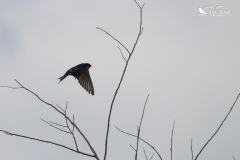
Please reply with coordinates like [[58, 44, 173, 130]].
[[58, 63, 94, 95]]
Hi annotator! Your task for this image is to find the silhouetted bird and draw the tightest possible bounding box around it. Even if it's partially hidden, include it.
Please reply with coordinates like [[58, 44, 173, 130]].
[[58, 63, 94, 95]]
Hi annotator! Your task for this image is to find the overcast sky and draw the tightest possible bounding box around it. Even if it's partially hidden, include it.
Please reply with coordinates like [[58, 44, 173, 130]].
[[0, 0, 240, 160]]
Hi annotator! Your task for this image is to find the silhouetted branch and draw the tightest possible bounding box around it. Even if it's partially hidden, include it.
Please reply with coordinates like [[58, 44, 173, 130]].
[[49, 121, 67, 128], [0, 86, 22, 89], [131, 1, 144, 55], [64, 103, 79, 151], [117, 46, 127, 62], [191, 139, 194, 160], [56, 104, 65, 112], [130, 144, 137, 151], [150, 152, 154, 160], [0, 80, 99, 160], [143, 148, 154, 160], [72, 115, 75, 133], [135, 94, 149, 160], [143, 148, 148, 160], [98, 1, 145, 160], [194, 92, 240, 160], [116, 126, 163, 160], [170, 120, 175, 160], [0, 129, 94, 157], [96, 27, 130, 55], [41, 118, 70, 134]]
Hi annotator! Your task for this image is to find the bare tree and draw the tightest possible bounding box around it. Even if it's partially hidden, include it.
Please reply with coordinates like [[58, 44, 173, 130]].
[[96, 1, 145, 160], [116, 93, 240, 160], [1, 80, 99, 160], [0, 0, 146, 160], [1, 0, 239, 160]]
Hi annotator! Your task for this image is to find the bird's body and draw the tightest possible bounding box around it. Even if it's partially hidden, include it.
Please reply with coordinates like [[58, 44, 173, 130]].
[[59, 63, 94, 95]]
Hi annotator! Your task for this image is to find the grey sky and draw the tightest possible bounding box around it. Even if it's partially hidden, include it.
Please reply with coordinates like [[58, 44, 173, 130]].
[[0, 0, 240, 160]]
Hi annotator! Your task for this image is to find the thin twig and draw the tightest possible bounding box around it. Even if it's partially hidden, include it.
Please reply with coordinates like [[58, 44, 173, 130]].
[[56, 104, 65, 112], [65, 101, 68, 113], [150, 152, 154, 160], [64, 103, 79, 151], [96, 27, 130, 55], [101, 2, 145, 160], [131, 2, 144, 55], [195, 92, 240, 160], [191, 139, 194, 160], [0, 86, 22, 89], [41, 119, 70, 134], [170, 120, 175, 160], [1, 80, 99, 160], [72, 115, 75, 133], [143, 148, 149, 160], [116, 126, 163, 160], [130, 144, 137, 151], [134, 0, 141, 8], [0, 130, 94, 157], [135, 94, 149, 160], [49, 121, 67, 128], [117, 46, 127, 62]]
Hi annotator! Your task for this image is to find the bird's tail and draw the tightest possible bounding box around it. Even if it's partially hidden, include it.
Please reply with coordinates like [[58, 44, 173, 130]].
[[58, 71, 70, 83]]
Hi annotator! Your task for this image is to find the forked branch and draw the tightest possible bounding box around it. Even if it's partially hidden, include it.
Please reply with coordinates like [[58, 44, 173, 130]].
[[194, 92, 240, 160], [0, 129, 93, 157], [135, 94, 149, 160], [0, 80, 99, 160], [97, 1, 145, 160], [116, 126, 163, 160]]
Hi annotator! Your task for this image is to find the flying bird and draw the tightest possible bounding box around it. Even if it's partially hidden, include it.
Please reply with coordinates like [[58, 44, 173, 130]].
[[58, 63, 94, 95]]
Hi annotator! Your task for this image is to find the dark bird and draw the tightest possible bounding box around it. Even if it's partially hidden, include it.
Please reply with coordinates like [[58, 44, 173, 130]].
[[58, 63, 94, 95]]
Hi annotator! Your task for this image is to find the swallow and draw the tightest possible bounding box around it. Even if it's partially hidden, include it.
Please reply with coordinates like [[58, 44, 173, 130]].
[[58, 63, 94, 95]]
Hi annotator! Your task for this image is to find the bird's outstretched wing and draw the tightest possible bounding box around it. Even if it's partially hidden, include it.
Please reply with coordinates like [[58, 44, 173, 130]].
[[77, 70, 94, 95]]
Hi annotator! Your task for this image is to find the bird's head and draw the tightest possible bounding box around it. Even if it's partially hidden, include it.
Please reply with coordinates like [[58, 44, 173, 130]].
[[85, 63, 92, 69]]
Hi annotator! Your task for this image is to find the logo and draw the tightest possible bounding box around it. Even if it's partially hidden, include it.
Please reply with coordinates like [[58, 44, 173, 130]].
[[198, 5, 230, 17]]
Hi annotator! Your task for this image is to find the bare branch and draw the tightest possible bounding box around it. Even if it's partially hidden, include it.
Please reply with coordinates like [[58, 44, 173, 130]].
[[0, 130, 94, 157], [135, 94, 149, 160], [14, 79, 64, 115], [131, 1, 144, 55], [143, 148, 149, 160], [134, 0, 141, 8], [1, 80, 100, 160], [170, 120, 175, 160], [116, 126, 163, 160], [130, 144, 137, 151], [191, 139, 194, 160], [65, 101, 68, 113], [49, 121, 67, 128], [134, 0, 145, 9], [0, 86, 22, 89], [64, 103, 79, 151], [195, 92, 240, 160], [72, 115, 75, 133], [41, 119, 70, 134], [56, 104, 65, 113], [232, 156, 236, 160], [96, 27, 130, 54], [150, 152, 154, 160], [117, 46, 127, 62], [101, 1, 145, 160]]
